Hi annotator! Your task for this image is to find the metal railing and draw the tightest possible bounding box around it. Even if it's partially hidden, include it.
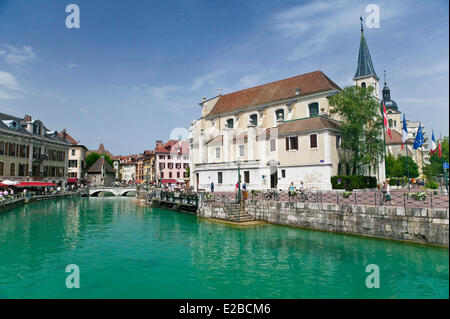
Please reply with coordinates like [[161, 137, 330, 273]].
[[197, 189, 449, 210]]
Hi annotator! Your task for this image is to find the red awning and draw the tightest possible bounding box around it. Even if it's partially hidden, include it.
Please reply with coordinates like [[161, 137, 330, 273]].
[[0, 182, 7, 187], [67, 178, 78, 183], [161, 179, 181, 184], [15, 182, 56, 187]]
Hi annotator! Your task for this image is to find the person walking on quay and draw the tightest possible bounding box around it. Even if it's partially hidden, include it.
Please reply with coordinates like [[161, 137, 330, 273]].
[[298, 181, 305, 194], [385, 180, 391, 204], [289, 182, 295, 196], [210, 181, 214, 193]]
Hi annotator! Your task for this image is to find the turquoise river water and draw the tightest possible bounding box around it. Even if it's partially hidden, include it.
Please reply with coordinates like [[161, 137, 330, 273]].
[[0, 197, 448, 299]]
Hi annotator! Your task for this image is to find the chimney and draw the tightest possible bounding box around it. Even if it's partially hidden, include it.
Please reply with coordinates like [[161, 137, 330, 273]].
[[156, 140, 163, 148], [218, 88, 222, 96], [24, 114, 32, 122], [62, 129, 67, 141]]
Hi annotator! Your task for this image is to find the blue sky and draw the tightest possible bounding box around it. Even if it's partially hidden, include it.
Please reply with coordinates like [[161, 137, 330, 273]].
[[0, 0, 448, 154]]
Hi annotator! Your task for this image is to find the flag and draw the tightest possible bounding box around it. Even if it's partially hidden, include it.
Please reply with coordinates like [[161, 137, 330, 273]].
[[413, 123, 424, 150], [401, 114, 408, 150], [430, 130, 437, 155], [438, 138, 442, 158], [383, 101, 392, 139]]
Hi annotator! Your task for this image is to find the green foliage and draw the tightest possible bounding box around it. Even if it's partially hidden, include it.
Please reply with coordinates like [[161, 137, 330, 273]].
[[331, 175, 377, 190], [423, 136, 449, 180], [86, 152, 114, 169], [329, 85, 384, 175], [250, 190, 260, 196], [425, 180, 438, 189], [185, 166, 190, 178], [387, 155, 419, 178]]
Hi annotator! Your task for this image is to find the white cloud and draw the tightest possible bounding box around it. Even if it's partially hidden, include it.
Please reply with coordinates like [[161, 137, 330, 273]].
[[0, 70, 21, 91], [189, 70, 225, 91], [68, 63, 77, 70], [1, 45, 36, 65], [269, 0, 406, 61], [239, 74, 263, 87]]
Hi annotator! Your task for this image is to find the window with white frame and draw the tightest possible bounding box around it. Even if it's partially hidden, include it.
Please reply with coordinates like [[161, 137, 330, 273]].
[[215, 147, 221, 159], [310, 134, 318, 148], [239, 145, 245, 157], [249, 114, 258, 126], [285, 136, 298, 150], [226, 118, 234, 129], [270, 139, 276, 152], [275, 109, 284, 121], [308, 103, 319, 117]]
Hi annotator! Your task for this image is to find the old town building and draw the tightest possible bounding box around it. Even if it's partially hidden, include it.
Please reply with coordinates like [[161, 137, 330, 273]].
[[154, 140, 190, 186], [59, 130, 88, 186], [189, 23, 385, 191], [0, 112, 69, 185]]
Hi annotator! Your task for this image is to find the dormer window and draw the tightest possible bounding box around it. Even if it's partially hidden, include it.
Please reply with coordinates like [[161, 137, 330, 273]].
[[249, 114, 258, 126], [275, 109, 284, 121], [33, 124, 41, 135], [2, 120, 20, 130], [308, 102, 319, 117], [361, 82, 366, 88], [226, 118, 234, 129]]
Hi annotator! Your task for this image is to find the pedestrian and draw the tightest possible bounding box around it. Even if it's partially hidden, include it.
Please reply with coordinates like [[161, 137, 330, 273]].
[[298, 181, 305, 194], [210, 181, 214, 193], [385, 179, 391, 204], [288, 182, 294, 196], [242, 182, 247, 191]]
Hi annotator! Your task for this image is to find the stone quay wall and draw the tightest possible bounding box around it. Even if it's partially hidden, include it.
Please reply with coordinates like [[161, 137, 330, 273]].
[[198, 199, 449, 247]]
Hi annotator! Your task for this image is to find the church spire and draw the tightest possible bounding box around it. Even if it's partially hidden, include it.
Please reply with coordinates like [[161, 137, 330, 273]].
[[354, 17, 378, 80], [382, 70, 391, 101]]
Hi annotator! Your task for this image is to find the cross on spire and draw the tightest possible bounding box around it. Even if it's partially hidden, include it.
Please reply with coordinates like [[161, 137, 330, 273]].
[[360, 16, 364, 33]]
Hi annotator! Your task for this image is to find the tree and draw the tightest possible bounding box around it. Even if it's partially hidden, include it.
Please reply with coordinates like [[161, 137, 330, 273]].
[[423, 136, 449, 180], [185, 166, 190, 178], [386, 155, 419, 178], [329, 85, 384, 175], [86, 152, 114, 169]]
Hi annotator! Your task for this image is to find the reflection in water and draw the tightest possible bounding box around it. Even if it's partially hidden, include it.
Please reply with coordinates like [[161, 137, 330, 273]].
[[0, 198, 448, 299]]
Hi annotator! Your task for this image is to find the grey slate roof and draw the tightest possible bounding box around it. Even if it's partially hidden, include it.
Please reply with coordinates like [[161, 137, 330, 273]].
[[0, 112, 69, 144], [354, 31, 378, 80]]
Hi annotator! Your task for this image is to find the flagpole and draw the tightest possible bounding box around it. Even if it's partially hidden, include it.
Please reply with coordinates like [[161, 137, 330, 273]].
[[382, 104, 387, 183], [406, 136, 410, 190]]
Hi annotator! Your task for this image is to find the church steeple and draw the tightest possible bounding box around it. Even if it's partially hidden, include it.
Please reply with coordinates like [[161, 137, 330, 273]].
[[382, 70, 391, 101], [354, 17, 378, 80], [353, 17, 380, 100]]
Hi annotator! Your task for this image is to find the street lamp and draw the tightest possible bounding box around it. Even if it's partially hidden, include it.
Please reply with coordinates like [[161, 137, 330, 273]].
[[237, 160, 242, 205]]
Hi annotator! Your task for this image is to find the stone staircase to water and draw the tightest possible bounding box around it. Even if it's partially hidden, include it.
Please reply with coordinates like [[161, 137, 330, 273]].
[[225, 203, 255, 222]]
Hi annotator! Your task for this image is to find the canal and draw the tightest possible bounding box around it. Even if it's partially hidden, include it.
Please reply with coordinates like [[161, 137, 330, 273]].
[[0, 197, 448, 299]]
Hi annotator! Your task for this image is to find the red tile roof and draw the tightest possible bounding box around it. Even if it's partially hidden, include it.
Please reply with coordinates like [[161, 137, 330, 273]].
[[277, 116, 340, 135], [386, 129, 414, 145], [206, 71, 341, 117], [58, 132, 78, 145], [154, 140, 189, 155]]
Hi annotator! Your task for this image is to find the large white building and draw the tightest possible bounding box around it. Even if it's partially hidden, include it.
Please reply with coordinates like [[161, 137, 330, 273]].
[[189, 21, 385, 192]]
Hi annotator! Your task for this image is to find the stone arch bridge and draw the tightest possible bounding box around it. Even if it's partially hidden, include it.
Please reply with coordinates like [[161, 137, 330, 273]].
[[88, 187, 138, 197]]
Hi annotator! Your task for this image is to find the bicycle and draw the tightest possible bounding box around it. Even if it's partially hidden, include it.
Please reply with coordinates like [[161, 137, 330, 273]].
[[298, 191, 317, 203], [264, 190, 279, 201]]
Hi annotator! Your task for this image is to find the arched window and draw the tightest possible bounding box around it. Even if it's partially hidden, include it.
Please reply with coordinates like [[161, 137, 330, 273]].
[[388, 119, 393, 127], [0, 162, 4, 175], [10, 163, 15, 176], [361, 82, 366, 88], [249, 114, 258, 126], [226, 118, 234, 129], [275, 109, 284, 121], [308, 102, 319, 117]]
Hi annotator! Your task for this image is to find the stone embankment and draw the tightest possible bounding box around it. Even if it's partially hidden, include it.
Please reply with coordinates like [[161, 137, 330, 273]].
[[198, 199, 449, 247], [0, 189, 87, 213]]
